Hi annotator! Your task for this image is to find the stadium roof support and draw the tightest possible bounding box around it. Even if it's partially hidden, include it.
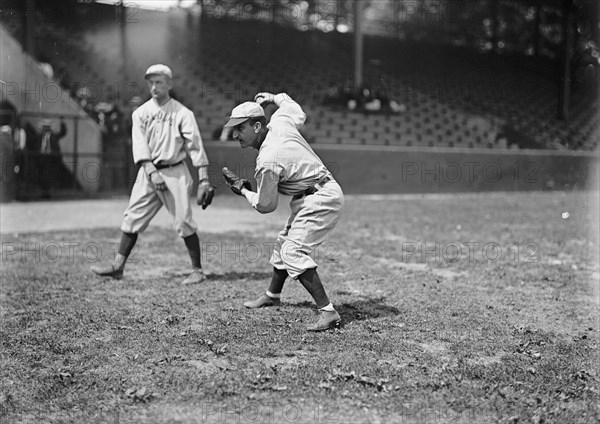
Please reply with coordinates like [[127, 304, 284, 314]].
[[353, 0, 364, 91], [23, 0, 35, 56], [558, 0, 574, 120]]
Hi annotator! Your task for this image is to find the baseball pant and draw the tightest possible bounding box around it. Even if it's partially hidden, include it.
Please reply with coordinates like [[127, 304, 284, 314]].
[[121, 163, 197, 237], [270, 180, 344, 279]]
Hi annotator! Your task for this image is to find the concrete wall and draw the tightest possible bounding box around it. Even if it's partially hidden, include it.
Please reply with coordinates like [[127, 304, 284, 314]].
[[0, 25, 102, 194], [204, 142, 600, 194]]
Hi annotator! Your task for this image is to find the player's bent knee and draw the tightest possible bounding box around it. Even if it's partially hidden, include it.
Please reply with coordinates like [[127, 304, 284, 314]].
[[280, 241, 316, 277], [176, 224, 197, 238]]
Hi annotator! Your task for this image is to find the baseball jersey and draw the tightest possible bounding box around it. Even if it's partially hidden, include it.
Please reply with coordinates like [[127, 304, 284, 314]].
[[246, 94, 330, 213], [132, 98, 209, 179]]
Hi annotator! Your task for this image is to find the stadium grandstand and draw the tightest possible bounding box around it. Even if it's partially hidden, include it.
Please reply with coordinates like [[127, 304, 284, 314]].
[[1, 0, 598, 199]]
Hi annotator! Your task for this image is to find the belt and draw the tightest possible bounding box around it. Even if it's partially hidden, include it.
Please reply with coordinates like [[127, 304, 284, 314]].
[[293, 175, 332, 200], [155, 160, 183, 170]]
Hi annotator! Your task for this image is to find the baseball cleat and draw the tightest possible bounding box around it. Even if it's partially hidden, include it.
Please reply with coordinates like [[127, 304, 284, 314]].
[[244, 294, 281, 309], [181, 269, 206, 285], [307, 310, 341, 332], [90, 264, 123, 280]]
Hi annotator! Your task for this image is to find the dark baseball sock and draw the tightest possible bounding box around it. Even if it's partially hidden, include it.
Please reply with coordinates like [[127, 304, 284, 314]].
[[118, 232, 138, 257], [183, 233, 202, 269], [297, 267, 330, 309], [267, 267, 288, 295]]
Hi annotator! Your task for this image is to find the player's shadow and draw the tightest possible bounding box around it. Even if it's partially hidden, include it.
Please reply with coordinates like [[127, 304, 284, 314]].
[[337, 298, 401, 324], [287, 297, 400, 325], [207, 271, 273, 281]]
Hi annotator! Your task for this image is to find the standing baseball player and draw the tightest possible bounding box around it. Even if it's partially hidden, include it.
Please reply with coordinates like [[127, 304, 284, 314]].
[[222, 92, 344, 331], [91, 64, 214, 285]]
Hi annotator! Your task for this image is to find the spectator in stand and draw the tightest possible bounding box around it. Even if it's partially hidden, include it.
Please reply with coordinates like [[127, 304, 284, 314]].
[[322, 81, 346, 106], [37, 54, 54, 80], [76, 87, 95, 116], [95, 102, 123, 138], [572, 39, 599, 92], [95, 102, 112, 134], [322, 79, 406, 113], [322, 80, 357, 110], [39, 62, 54, 80], [24, 118, 68, 199], [364, 79, 406, 113], [107, 109, 124, 137], [12, 118, 27, 197]]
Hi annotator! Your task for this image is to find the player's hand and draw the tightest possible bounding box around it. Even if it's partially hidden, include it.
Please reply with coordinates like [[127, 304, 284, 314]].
[[197, 181, 215, 210], [150, 171, 167, 191], [222, 167, 251, 196], [254, 92, 275, 106]]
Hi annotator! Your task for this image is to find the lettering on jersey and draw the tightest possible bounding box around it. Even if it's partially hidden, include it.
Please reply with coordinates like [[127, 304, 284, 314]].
[[141, 110, 175, 130]]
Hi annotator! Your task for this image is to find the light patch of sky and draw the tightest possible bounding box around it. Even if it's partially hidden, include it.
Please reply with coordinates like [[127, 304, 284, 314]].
[[95, 0, 196, 11]]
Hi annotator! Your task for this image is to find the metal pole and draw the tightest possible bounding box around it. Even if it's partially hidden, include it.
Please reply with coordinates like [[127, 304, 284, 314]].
[[558, 0, 574, 120], [73, 117, 79, 189], [353, 0, 364, 91], [24, 0, 36, 56], [394, 0, 401, 39], [120, 2, 128, 87], [335, 0, 341, 29], [491, 0, 499, 54], [199, 0, 207, 24], [534, 0, 542, 58], [120, 0, 126, 25]]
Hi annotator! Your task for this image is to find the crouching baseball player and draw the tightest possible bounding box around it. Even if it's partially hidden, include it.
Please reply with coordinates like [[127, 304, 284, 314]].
[[222, 92, 344, 331], [91, 64, 214, 285]]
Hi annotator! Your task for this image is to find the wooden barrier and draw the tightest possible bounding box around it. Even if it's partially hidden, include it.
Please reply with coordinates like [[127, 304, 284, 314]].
[[204, 142, 599, 195]]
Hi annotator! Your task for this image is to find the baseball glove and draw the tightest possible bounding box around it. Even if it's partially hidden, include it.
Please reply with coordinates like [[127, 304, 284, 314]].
[[222, 167, 251, 196], [196, 181, 215, 209]]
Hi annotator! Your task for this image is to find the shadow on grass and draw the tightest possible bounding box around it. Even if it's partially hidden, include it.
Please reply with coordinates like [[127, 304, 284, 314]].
[[287, 300, 315, 309], [287, 298, 400, 324], [337, 298, 401, 324], [207, 271, 273, 281]]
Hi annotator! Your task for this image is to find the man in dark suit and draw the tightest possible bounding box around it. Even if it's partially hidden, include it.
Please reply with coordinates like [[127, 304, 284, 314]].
[[26, 118, 67, 199]]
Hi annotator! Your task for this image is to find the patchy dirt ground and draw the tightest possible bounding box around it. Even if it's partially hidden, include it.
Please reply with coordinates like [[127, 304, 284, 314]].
[[1, 191, 598, 423]]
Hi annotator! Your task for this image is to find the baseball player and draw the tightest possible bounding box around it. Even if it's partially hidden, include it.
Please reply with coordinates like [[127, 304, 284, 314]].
[[91, 64, 214, 285], [222, 92, 344, 331]]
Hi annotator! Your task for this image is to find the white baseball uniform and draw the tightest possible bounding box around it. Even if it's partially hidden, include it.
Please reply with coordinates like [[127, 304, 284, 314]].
[[121, 98, 209, 237], [243, 94, 344, 278]]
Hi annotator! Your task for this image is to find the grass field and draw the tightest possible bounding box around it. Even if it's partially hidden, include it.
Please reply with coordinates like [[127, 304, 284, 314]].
[[1, 191, 599, 424]]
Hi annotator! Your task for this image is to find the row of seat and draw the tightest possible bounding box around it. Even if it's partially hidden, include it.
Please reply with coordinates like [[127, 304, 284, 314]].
[[3, 5, 596, 151]]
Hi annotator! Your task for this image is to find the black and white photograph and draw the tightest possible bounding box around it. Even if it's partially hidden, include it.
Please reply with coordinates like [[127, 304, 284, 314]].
[[1, 1, 598, 422]]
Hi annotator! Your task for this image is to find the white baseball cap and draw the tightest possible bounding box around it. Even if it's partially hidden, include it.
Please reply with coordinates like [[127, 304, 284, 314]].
[[223, 102, 265, 128], [144, 64, 173, 80]]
